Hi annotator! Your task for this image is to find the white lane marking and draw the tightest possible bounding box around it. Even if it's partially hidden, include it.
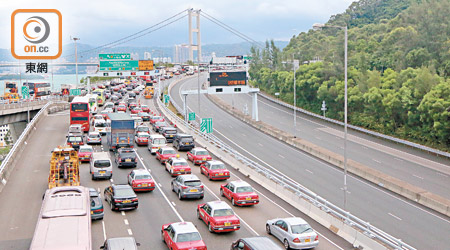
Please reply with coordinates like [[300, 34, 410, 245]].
[[229, 125, 233, 129], [278, 154, 285, 159], [373, 159, 381, 164], [362, 146, 368, 150], [110, 178, 114, 183], [102, 220, 107, 241], [395, 158, 403, 162], [339, 146, 344, 150], [388, 213, 402, 221], [121, 211, 125, 216], [97, 187, 100, 193], [413, 174, 424, 180], [24, 141, 27, 145], [158, 183, 162, 187], [258, 143, 263, 147], [305, 169, 314, 174], [171, 201, 176, 207], [202, 184, 259, 236], [124, 219, 129, 225], [315, 136, 321, 140], [437, 172, 448, 177], [127, 229, 133, 235], [242, 133, 247, 137], [135, 152, 184, 222]]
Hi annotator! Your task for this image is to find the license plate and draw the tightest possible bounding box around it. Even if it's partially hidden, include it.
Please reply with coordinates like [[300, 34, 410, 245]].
[[180, 169, 185, 172], [219, 173, 223, 175], [100, 171, 105, 174], [305, 239, 310, 243], [123, 200, 131, 203], [190, 189, 198, 192], [224, 222, 231, 226], [202, 157, 206, 161], [185, 142, 189, 145], [246, 197, 251, 200], [170, 135, 173, 137], [142, 183, 148, 187], [91, 211, 93, 214], [126, 159, 131, 162]]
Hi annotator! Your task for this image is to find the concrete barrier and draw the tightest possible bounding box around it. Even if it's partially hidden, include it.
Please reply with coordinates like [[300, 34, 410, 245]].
[[207, 94, 450, 218]]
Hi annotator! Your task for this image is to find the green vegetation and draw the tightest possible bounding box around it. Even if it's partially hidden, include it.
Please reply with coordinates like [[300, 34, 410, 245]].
[[80, 76, 117, 84], [249, 0, 450, 151]]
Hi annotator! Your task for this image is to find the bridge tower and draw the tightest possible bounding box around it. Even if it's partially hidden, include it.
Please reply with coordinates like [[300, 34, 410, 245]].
[[188, 9, 202, 62]]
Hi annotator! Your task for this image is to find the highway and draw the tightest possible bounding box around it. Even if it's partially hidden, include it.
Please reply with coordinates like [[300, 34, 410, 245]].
[[214, 91, 450, 200], [0, 80, 352, 250], [171, 75, 450, 250]]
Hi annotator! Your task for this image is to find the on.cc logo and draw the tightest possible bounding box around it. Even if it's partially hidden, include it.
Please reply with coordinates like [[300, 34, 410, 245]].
[[23, 16, 50, 44]]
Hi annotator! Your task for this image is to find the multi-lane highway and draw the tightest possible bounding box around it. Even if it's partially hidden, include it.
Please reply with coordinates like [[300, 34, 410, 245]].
[[213, 91, 450, 200], [0, 79, 352, 250], [172, 75, 450, 250]]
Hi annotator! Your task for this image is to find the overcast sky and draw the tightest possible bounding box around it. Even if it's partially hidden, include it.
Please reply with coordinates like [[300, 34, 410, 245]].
[[1, 0, 355, 49]]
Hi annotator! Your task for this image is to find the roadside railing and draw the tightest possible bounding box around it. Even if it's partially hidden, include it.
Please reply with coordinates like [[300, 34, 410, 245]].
[[258, 92, 450, 158], [0, 96, 68, 111], [158, 88, 415, 250]]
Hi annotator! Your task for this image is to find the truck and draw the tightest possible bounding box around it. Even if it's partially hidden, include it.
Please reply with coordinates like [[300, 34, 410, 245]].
[[3, 82, 20, 103], [107, 113, 135, 151], [48, 146, 80, 189]]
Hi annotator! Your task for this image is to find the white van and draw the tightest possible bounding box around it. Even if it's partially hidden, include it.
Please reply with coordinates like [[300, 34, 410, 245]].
[[147, 134, 167, 155], [90, 152, 112, 180], [68, 124, 83, 135], [94, 120, 108, 135]]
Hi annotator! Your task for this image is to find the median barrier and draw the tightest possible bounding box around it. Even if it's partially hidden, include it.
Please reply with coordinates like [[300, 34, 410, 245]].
[[207, 94, 450, 218]]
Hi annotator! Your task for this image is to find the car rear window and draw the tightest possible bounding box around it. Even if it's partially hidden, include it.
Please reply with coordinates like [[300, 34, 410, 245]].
[[153, 138, 166, 144], [176, 232, 201, 243], [165, 130, 176, 134], [115, 188, 135, 198], [211, 164, 226, 170], [68, 136, 82, 142], [196, 150, 208, 155], [94, 160, 110, 168], [79, 148, 93, 153], [180, 138, 193, 143], [291, 224, 313, 234], [173, 162, 187, 166], [213, 208, 234, 217], [164, 149, 176, 154], [184, 180, 201, 187], [236, 186, 253, 193], [135, 174, 151, 180]]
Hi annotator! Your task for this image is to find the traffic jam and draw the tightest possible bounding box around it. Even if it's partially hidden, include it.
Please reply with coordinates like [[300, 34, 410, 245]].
[[62, 76, 320, 250]]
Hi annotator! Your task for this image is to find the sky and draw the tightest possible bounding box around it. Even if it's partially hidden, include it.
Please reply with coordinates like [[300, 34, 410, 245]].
[[0, 0, 355, 49]]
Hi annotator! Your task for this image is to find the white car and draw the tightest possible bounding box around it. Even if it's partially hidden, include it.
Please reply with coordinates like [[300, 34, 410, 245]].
[[266, 217, 319, 249]]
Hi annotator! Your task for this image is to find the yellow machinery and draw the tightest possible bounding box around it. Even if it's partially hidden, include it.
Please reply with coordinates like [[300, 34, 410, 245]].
[[48, 146, 80, 189], [3, 82, 20, 103], [144, 87, 154, 99]]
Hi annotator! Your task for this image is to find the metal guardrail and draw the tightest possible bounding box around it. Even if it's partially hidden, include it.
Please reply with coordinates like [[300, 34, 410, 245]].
[[0, 96, 67, 111], [160, 89, 415, 250], [258, 92, 450, 158]]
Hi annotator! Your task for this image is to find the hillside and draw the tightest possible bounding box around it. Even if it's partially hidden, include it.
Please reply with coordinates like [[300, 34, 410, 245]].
[[249, 0, 450, 151]]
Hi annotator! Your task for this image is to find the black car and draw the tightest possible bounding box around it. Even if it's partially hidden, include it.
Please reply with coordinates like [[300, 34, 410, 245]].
[[160, 127, 177, 142], [115, 92, 123, 99], [128, 92, 136, 99], [173, 133, 195, 151], [126, 86, 133, 91], [104, 185, 138, 211], [231, 237, 283, 250], [115, 148, 137, 168], [111, 96, 120, 105], [152, 121, 168, 133], [138, 112, 150, 121]]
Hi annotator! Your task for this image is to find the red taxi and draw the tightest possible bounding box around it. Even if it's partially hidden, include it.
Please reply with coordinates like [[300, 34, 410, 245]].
[[141, 104, 150, 113], [156, 147, 178, 164], [129, 103, 138, 111], [135, 132, 150, 146], [150, 115, 164, 124], [200, 160, 230, 180], [161, 222, 207, 250], [187, 147, 212, 165], [117, 104, 127, 112], [128, 169, 155, 192], [78, 145, 93, 162], [197, 201, 240, 233], [220, 181, 259, 206], [131, 107, 142, 114], [165, 157, 191, 177]]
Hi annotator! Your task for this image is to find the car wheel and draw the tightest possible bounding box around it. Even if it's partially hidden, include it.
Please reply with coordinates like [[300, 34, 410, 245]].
[[110, 201, 115, 211], [208, 223, 214, 233], [199, 195, 204, 199], [91, 175, 95, 181], [232, 198, 236, 206], [284, 239, 290, 249], [220, 189, 224, 197], [178, 191, 182, 200], [161, 231, 165, 242], [197, 210, 201, 220], [266, 224, 271, 234], [171, 183, 175, 192]]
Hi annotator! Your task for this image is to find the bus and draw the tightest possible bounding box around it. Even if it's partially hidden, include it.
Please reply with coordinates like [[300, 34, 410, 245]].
[[30, 186, 92, 250], [70, 96, 90, 132], [24, 82, 52, 99], [86, 94, 99, 114], [92, 89, 105, 106]]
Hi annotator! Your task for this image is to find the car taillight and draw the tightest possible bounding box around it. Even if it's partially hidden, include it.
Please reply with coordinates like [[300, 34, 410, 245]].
[[200, 185, 204, 188], [134, 157, 137, 161], [114, 199, 121, 203], [315, 235, 319, 241], [93, 208, 103, 213], [118, 157, 122, 162], [131, 198, 138, 202], [293, 238, 301, 243], [181, 186, 188, 189]]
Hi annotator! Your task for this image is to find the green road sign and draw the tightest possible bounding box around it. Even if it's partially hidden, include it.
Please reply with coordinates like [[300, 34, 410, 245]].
[[21, 86, 30, 99], [99, 60, 139, 71], [70, 89, 81, 96], [200, 118, 213, 133], [164, 94, 170, 104], [99, 53, 131, 60], [188, 112, 196, 121]]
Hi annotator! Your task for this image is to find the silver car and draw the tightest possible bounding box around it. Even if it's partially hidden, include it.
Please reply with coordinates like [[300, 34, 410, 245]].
[[171, 174, 204, 200], [86, 132, 102, 145], [266, 217, 319, 249]]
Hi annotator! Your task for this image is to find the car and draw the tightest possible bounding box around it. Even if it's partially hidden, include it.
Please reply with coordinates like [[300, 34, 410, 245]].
[[92, 114, 105, 125], [135, 132, 150, 146], [136, 125, 150, 134], [117, 104, 127, 112], [130, 107, 142, 114], [161, 127, 178, 142], [138, 112, 150, 121], [132, 117, 144, 128], [111, 96, 120, 105], [128, 92, 136, 99], [266, 217, 319, 249], [148, 134, 167, 154], [133, 89, 140, 95], [197, 200, 240, 233], [173, 134, 195, 151], [141, 104, 150, 113], [152, 121, 168, 133], [116, 92, 123, 99], [187, 147, 212, 165], [220, 181, 259, 206], [171, 174, 204, 200], [68, 124, 83, 135], [100, 237, 140, 250], [156, 147, 178, 164], [103, 108, 114, 113], [86, 131, 102, 145], [66, 133, 84, 150], [113, 86, 120, 92], [231, 237, 283, 250], [89, 188, 104, 220], [126, 86, 133, 91], [200, 160, 230, 180], [78, 145, 94, 162], [94, 120, 108, 135], [104, 102, 115, 111], [165, 157, 192, 177], [161, 222, 207, 250], [150, 115, 164, 124], [115, 148, 137, 168], [128, 169, 155, 192], [100, 110, 110, 120], [104, 184, 138, 211], [90, 152, 113, 180]]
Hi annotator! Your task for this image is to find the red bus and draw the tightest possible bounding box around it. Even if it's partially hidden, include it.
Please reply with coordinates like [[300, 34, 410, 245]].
[[24, 82, 52, 99], [70, 96, 90, 132]]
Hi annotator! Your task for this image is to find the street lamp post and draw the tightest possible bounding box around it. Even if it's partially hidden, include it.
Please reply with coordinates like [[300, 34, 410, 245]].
[[293, 56, 299, 138], [313, 23, 348, 209], [71, 37, 80, 86]]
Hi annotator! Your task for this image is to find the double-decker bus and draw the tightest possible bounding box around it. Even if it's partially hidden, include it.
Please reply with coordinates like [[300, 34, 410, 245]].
[[24, 82, 52, 99], [70, 96, 90, 132], [30, 186, 91, 250], [92, 89, 105, 106], [86, 94, 99, 114]]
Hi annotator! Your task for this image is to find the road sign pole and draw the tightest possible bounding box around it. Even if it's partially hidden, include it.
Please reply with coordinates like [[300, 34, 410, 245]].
[[183, 94, 188, 122]]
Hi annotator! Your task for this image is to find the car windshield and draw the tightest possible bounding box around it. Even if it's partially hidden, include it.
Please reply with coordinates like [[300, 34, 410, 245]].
[[291, 224, 313, 234], [156, 122, 167, 126], [90, 196, 101, 207], [94, 160, 110, 168], [163, 149, 176, 154], [236, 186, 253, 193], [154, 138, 166, 144], [152, 116, 162, 120], [213, 208, 234, 217], [176, 232, 202, 243], [136, 174, 151, 180], [184, 180, 201, 187], [89, 134, 100, 138], [79, 148, 93, 153], [181, 138, 193, 143], [137, 127, 149, 132], [211, 164, 226, 170], [173, 161, 187, 166], [68, 136, 82, 142], [165, 130, 176, 134], [196, 150, 208, 155], [114, 188, 135, 198]]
